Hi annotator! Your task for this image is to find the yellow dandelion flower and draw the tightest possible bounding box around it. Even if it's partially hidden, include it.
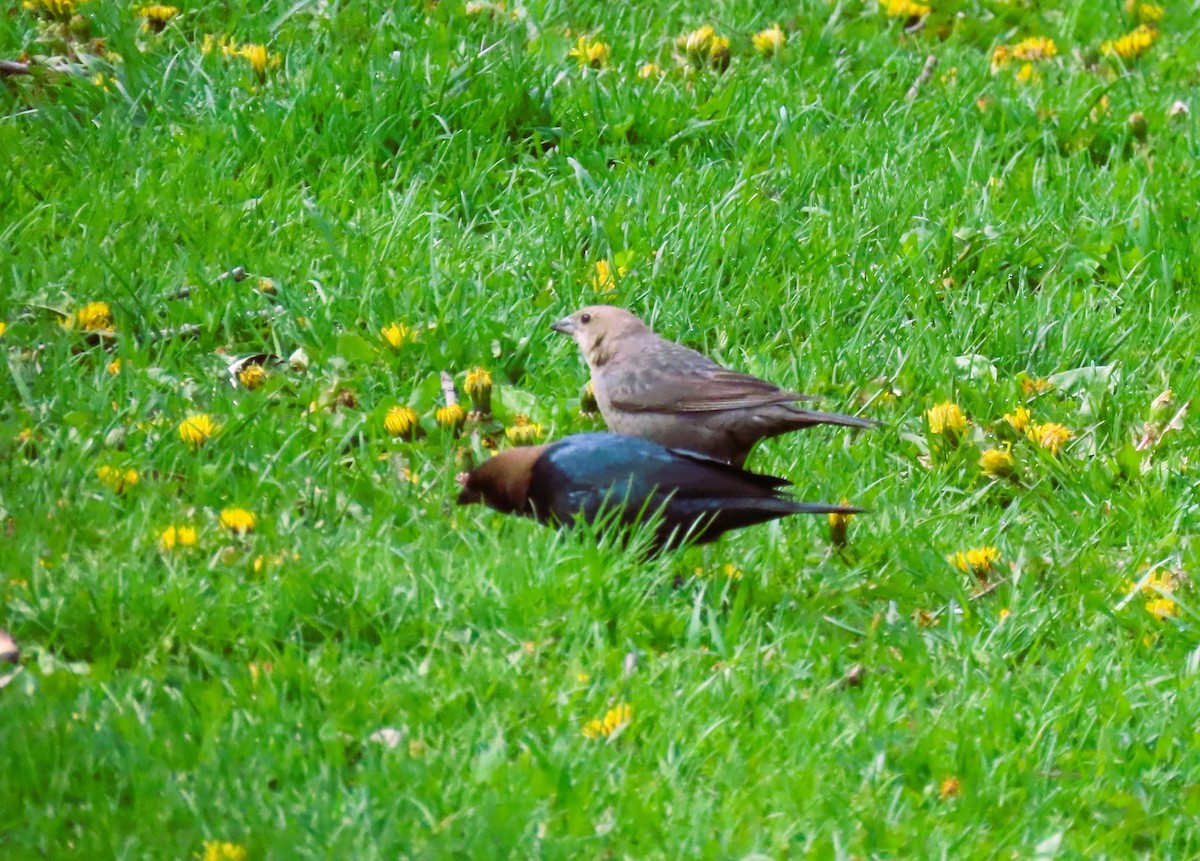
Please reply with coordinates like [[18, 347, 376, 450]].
[[0, 322, 7, 338], [753, 24, 786, 57], [435, 403, 466, 433], [568, 35, 610, 69], [576, 672, 590, 683], [136, 4, 179, 32], [239, 44, 267, 75], [97, 466, 139, 494], [678, 25, 715, 56], [71, 302, 114, 332], [926, 401, 967, 437], [179, 414, 219, 447], [583, 703, 632, 739], [505, 414, 544, 446], [1139, 569, 1180, 596], [22, 0, 79, 21], [202, 841, 248, 861], [1020, 376, 1053, 396], [990, 45, 1012, 72], [219, 508, 257, 534], [950, 546, 1000, 579], [999, 608, 1011, 622], [384, 405, 420, 439], [722, 563, 743, 580], [829, 500, 855, 547], [1145, 597, 1178, 620], [1012, 36, 1057, 62], [602, 703, 631, 734], [674, 25, 729, 69], [1003, 406, 1031, 434], [881, 0, 931, 19], [1102, 24, 1158, 60], [708, 35, 730, 70], [238, 364, 267, 390], [106, 358, 121, 374], [159, 525, 197, 551], [222, 43, 282, 76], [1015, 63, 1038, 84], [1028, 422, 1071, 455], [939, 777, 961, 800], [381, 322, 416, 349], [1125, 0, 1164, 23], [201, 33, 227, 56], [590, 259, 627, 293], [581, 718, 604, 739], [464, 368, 493, 412], [638, 63, 661, 79], [979, 447, 1016, 479]]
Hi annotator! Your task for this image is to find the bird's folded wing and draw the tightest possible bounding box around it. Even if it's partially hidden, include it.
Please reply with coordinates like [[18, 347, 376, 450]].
[[608, 367, 814, 413], [662, 447, 793, 495]]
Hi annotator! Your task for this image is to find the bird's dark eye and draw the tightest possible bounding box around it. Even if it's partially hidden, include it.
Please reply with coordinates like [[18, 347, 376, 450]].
[[580, 313, 592, 324]]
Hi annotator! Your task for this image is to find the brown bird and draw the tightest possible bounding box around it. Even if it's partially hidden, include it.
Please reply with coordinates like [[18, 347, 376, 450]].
[[551, 305, 877, 466], [457, 432, 860, 552]]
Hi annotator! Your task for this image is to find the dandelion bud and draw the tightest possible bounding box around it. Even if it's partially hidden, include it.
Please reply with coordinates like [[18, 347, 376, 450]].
[[1127, 111, 1148, 140], [979, 448, 1016, 479], [753, 24, 786, 57], [1150, 388, 1173, 421], [435, 404, 466, 435], [505, 416, 544, 446], [926, 401, 967, 443], [709, 36, 731, 71], [385, 405, 420, 439], [464, 368, 493, 415]]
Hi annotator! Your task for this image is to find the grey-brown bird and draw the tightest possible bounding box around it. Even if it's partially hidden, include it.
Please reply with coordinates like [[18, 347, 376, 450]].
[[457, 432, 860, 552], [550, 306, 877, 467]]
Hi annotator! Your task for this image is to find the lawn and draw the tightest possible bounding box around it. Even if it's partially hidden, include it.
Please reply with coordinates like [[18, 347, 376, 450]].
[[2, 0, 1200, 857]]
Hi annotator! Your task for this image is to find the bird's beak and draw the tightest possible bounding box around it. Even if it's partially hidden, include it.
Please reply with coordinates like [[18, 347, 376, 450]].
[[550, 316, 576, 335]]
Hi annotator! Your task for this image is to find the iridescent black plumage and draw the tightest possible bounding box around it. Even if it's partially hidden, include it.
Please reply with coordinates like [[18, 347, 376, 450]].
[[457, 432, 860, 551]]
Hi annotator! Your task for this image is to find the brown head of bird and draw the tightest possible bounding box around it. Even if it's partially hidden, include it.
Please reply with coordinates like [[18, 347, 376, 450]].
[[550, 305, 650, 370], [455, 445, 548, 515]]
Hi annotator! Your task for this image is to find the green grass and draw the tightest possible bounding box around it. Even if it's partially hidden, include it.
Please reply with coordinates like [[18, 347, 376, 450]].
[[3, 0, 1200, 857]]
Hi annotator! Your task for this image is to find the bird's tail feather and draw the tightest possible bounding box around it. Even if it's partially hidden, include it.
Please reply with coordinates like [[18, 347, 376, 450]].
[[779, 500, 866, 516], [783, 408, 879, 431], [678, 497, 863, 537]]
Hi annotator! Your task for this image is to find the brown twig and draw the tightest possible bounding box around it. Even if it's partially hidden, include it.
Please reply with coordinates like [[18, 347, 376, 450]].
[[905, 54, 938, 101]]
